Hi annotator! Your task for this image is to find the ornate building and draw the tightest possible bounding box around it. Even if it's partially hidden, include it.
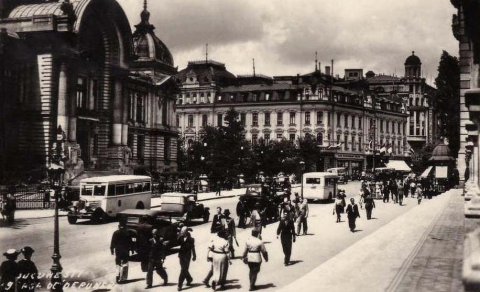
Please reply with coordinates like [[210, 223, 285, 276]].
[[0, 0, 178, 182], [176, 61, 408, 174], [365, 52, 438, 152]]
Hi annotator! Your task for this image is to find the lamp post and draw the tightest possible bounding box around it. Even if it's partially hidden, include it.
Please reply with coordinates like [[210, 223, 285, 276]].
[[299, 160, 305, 199], [49, 125, 66, 292], [465, 140, 474, 182]]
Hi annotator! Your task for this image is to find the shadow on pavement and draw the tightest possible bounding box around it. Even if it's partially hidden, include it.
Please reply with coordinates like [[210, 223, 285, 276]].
[[0, 219, 30, 229], [353, 229, 363, 233], [255, 283, 276, 290], [121, 278, 144, 284], [92, 289, 110, 292], [180, 283, 203, 290], [288, 260, 303, 266]]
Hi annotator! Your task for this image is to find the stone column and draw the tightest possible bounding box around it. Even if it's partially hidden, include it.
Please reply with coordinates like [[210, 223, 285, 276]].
[[57, 63, 69, 134], [112, 79, 122, 145]]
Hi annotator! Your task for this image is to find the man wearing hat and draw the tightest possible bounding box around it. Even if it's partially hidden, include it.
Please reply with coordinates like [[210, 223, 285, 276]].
[[177, 227, 196, 291], [0, 249, 19, 291], [17, 246, 38, 292], [223, 209, 237, 258], [146, 229, 168, 289], [110, 224, 133, 284]]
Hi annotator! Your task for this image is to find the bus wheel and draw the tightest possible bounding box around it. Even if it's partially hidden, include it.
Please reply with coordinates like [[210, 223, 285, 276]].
[[67, 216, 77, 224], [92, 210, 106, 224], [136, 202, 145, 209]]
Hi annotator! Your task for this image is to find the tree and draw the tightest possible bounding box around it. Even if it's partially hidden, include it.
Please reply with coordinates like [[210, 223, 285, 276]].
[[434, 51, 460, 156]]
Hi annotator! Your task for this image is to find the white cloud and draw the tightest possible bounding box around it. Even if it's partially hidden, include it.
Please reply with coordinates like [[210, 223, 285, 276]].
[[117, 0, 458, 81]]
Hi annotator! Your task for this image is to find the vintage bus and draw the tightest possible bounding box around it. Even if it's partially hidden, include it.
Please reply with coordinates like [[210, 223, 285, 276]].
[[67, 175, 152, 224], [302, 172, 338, 201]]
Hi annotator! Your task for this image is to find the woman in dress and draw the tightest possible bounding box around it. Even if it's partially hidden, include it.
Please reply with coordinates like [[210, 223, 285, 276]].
[[208, 230, 231, 290]]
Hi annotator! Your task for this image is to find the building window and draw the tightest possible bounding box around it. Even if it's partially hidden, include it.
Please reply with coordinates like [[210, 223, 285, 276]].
[[386, 121, 390, 133], [164, 137, 171, 162], [265, 112, 271, 126], [317, 111, 323, 125], [93, 134, 99, 156], [176, 115, 180, 127], [344, 134, 349, 150], [317, 133, 323, 145], [240, 113, 246, 126], [337, 113, 341, 127], [289, 134, 296, 142], [277, 133, 283, 141], [351, 136, 355, 151], [128, 133, 134, 150], [217, 114, 223, 127], [305, 112, 311, 125], [136, 95, 145, 122], [398, 123, 401, 134], [277, 112, 283, 125], [90, 79, 98, 110], [252, 134, 258, 144], [380, 120, 384, 132], [202, 114, 208, 127], [188, 115, 194, 127], [358, 136, 362, 151], [264, 133, 270, 142], [358, 117, 362, 129], [265, 93, 270, 101], [252, 113, 259, 126], [76, 77, 87, 109], [344, 115, 348, 128], [162, 99, 168, 125], [289, 112, 296, 125], [351, 116, 355, 129], [336, 134, 340, 145], [137, 135, 145, 163], [327, 112, 331, 126]]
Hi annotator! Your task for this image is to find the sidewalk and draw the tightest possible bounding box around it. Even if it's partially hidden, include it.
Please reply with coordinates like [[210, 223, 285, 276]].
[[13, 188, 245, 220], [278, 188, 464, 292]]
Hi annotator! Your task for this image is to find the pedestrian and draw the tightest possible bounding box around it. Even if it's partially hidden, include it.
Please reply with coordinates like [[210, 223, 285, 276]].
[[211, 207, 224, 233], [250, 203, 265, 240], [296, 198, 309, 235], [236, 198, 248, 228], [177, 227, 196, 291], [243, 230, 268, 291], [146, 229, 168, 289], [375, 182, 382, 200], [17, 246, 38, 292], [209, 230, 231, 291], [333, 193, 344, 223], [43, 190, 51, 209], [215, 180, 222, 196], [358, 188, 365, 210], [2, 189, 16, 224], [398, 179, 404, 206], [410, 180, 416, 197], [110, 224, 133, 284], [390, 179, 398, 204], [0, 249, 19, 292], [382, 181, 390, 203], [223, 209, 238, 258], [364, 192, 375, 220], [346, 198, 360, 232], [415, 184, 423, 205], [202, 235, 214, 288], [277, 213, 296, 266]]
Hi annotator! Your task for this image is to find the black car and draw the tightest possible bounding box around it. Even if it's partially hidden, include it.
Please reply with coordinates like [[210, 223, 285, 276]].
[[239, 184, 283, 223]]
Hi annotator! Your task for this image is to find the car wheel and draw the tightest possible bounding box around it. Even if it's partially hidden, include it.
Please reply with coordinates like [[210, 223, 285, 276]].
[[203, 212, 210, 223], [67, 216, 77, 224], [92, 209, 106, 224], [136, 202, 145, 209]]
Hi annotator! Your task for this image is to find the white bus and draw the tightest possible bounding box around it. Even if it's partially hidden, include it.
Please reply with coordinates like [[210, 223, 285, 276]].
[[67, 175, 152, 224], [302, 172, 338, 201]]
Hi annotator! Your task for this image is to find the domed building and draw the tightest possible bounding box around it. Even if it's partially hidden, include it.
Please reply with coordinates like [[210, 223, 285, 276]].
[[405, 51, 422, 78], [0, 0, 179, 182]]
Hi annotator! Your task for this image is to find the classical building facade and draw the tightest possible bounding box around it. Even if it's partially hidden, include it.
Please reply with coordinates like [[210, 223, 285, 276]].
[[452, 0, 480, 183], [365, 52, 438, 152], [176, 61, 408, 173], [0, 0, 178, 182]]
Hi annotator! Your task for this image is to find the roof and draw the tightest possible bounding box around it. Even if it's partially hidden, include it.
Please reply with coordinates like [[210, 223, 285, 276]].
[[386, 160, 412, 172], [177, 60, 236, 86], [80, 175, 151, 183], [366, 74, 401, 83], [220, 83, 300, 93], [405, 51, 421, 66], [429, 142, 455, 162]]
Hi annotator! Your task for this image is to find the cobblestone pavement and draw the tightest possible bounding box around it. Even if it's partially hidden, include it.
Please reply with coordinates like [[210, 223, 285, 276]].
[[395, 189, 464, 292]]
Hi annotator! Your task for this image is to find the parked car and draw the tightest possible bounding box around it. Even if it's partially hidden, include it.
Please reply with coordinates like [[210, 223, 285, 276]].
[[240, 184, 282, 223], [465, 197, 480, 218], [160, 193, 210, 223]]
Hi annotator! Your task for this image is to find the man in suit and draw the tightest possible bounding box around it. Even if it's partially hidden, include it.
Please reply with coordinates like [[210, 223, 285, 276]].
[[110, 224, 133, 284], [146, 229, 168, 289], [177, 227, 196, 291], [346, 198, 360, 232], [276, 213, 296, 266], [210, 207, 223, 233]]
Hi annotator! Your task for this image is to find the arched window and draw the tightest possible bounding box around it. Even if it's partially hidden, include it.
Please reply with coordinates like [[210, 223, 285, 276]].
[[317, 133, 323, 145]]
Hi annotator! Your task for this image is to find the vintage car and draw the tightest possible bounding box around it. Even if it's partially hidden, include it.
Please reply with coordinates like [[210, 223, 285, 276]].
[[117, 209, 183, 267], [239, 184, 282, 223], [160, 193, 210, 223]]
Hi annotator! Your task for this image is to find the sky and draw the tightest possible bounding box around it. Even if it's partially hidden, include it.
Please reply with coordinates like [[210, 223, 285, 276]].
[[117, 0, 458, 85]]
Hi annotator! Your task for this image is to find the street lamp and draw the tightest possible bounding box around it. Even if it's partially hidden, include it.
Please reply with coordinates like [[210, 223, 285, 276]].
[[48, 125, 66, 292], [299, 160, 305, 199]]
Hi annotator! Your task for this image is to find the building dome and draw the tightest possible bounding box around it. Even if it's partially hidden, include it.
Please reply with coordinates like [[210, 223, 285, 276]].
[[429, 141, 454, 162], [405, 51, 421, 66], [132, 1, 173, 67]]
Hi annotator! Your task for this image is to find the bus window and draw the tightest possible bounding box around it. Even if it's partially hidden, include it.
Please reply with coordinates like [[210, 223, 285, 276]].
[[116, 185, 125, 196], [82, 186, 93, 196], [143, 182, 151, 192], [325, 178, 335, 186], [107, 185, 116, 197], [134, 183, 143, 192], [94, 185, 106, 196], [126, 184, 134, 194], [306, 178, 321, 184]]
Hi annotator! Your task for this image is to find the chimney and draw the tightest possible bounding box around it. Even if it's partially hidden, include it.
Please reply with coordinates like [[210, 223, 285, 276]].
[[325, 66, 331, 76]]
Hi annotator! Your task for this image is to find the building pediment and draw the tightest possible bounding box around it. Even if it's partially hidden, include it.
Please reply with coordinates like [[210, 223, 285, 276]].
[[275, 128, 284, 134], [302, 127, 312, 133], [314, 127, 325, 133], [250, 128, 260, 134], [262, 128, 272, 134], [288, 128, 297, 133]]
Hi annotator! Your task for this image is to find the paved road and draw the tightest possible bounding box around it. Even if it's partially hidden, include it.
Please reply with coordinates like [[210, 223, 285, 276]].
[[0, 181, 421, 291]]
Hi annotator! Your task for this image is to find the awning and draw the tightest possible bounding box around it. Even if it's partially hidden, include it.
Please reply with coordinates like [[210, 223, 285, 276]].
[[385, 160, 412, 172], [420, 166, 433, 178], [435, 166, 448, 179]]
